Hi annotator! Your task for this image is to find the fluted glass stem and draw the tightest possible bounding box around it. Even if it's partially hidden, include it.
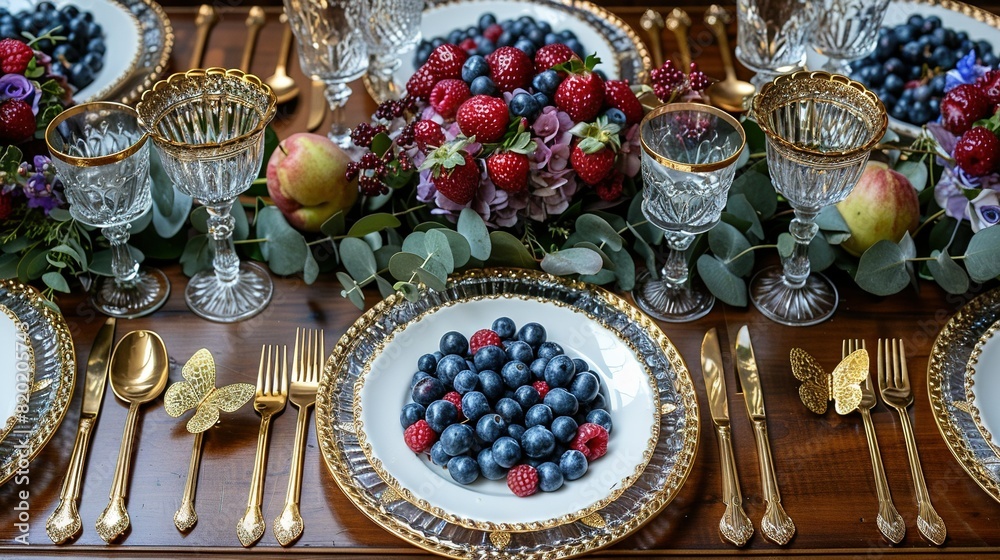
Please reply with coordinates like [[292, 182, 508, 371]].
[[325, 82, 354, 149], [661, 231, 695, 287], [783, 209, 819, 289], [206, 202, 239, 285], [104, 224, 140, 285]]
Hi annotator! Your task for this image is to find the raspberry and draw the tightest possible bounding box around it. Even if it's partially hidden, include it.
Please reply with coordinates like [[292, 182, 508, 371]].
[[458, 38, 477, 53], [0, 39, 34, 75], [403, 419, 437, 453], [483, 24, 503, 43], [954, 126, 1000, 177], [0, 100, 36, 144], [425, 44, 468, 80], [429, 78, 471, 119], [406, 66, 438, 100], [506, 464, 539, 497], [443, 391, 464, 419], [570, 423, 608, 461], [413, 120, 446, 150], [594, 172, 624, 201], [350, 122, 387, 149], [469, 329, 502, 354], [532, 380, 550, 400], [941, 84, 992, 135]]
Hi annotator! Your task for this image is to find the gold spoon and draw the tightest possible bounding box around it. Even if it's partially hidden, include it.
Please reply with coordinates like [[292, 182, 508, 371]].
[[639, 10, 665, 69], [264, 13, 300, 105], [665, 8, 692, 72], [705, 5, 756, 113], [188, 5, 219, 70], [94, 331, 169, 543], [240, 7, 267, 73]]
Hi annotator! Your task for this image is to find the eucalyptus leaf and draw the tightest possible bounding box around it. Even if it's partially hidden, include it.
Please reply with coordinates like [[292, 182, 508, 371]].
[[729, 161, 777, 219], [179, 235, 212, 277], [389, 251, 425, 282], [0, 253, 19, 278], [47, 208, 72, 222], [128, 208, 153, 233], [49, 244, 85, 269], [363, 231, 383, 251], [726, 194, 764, 241], [854, 240, 910, 296], [629, 225, 658, 280], [439, 229, 471, 268], [458, 208, 492, 259], [303, 251, 319, 284], [742, 119, 766, 154], [607, 247, 636, 291], [817, 205, 851, 233], [337, 272, 365, 310], [375, 244, 401, 270], [896, 160, 928, 192], [151, 172, 192, 239], [189, 205, 248, 240], [414, 221, 447, 232], [42, 271, 70, 293], [340, 237, 378, 279], [708, 221, 753, 277], [696, 254, 748, 306], [809, 235, 836, 272], [487, 231, 536, 268], [540, 247, 603, 276], [777, 233, 795, 259], [578, 269, 617, 285], [347, 212, 401, 237], [365, 192, 393, 212], [402, 231, 428, 256], [149, 149, 174, 214], [627, 194, 663, 244], [965, 224, 1000, 282], [928, 249, 969, 294], [90, 246, 145, 278], [576, 214, 623, 252], [2, 237, 31, 254], [823, 231, 852, 245], [44, 255, 66, 269], [375, 274, 396, 298], [256, 206, 309, 275], [320, 210, 347, 238], [16, 247, 46, 282], [395, 281, 421, 301], [574, 241, 615, 270], [425, 229, 455, 273]]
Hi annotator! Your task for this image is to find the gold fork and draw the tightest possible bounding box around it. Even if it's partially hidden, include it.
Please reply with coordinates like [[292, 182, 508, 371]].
[[846, 339, 904, 544], [273, 329, 324, 546], [877, 339, 946, 545], [237, 345, 288, 547]]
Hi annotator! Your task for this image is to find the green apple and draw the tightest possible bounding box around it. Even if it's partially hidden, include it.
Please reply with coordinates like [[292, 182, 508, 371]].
[[266, 132, 358, 232], [836, 161, 920, 257]]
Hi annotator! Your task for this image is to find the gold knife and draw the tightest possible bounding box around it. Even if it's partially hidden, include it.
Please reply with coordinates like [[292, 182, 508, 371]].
[[45, 317, 116, 544], [307, 79, 327, 132], [734, 325, 795, 545], [701, 328, 753, 546]]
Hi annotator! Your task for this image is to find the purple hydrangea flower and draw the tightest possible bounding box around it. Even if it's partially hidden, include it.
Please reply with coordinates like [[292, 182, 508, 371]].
[[945, 51, 988, 93], [970, 189, 1000, 232]]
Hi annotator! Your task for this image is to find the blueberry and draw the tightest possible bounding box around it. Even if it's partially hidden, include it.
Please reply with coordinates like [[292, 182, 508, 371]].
[[527, 27, 546, 47], [529, 358, 548, 380], [497, 30, 515, 48], [430, 441, 451, 466], [587, 409, 613, 433], [522, 425, 556, 458], [551, 416, 578, 443], [492, 317, 516, 339], [476, 39, 496, 57], [411, 377, 446, 406], [495, 397, 524, 425], [501, 360, 531, 389], [454, 369, 479, 394], [440, 331, 469, 355], [932, 45, 957, 70], [447, 455, 480, 485], [83, 21, 101, 40], [514, 384, 541, 410], [532, 92, 550, 108], [537, 462, 564, 492], [479, 370, 505, 402], [492, 436, 522, 468], [509, 20, 525, 37], [906, 14, 924, 28], [414, 43, 433, 66], [461, 391, 491, 422], [462, 54, 490, 83], [478, 12, 497, 30], [559, 29, 577, 42], [466, 359, 478, 373], [509, 91, 540, 119], [507, 423, 526, 441], [436, 354, 466, 386], [544, 355, 576, 388], [893, 24, 917, 45], [474, 345, 506, 372], [431, 37, 446, 48], [560, 449, 588, 480], [447, 29, 464, 44], [884, 73, 905, 95], [470, 75, 499, 96], [0, 25, 15, 40], [411, 371, 432, 388], [909, 101, 935, 125], [572, 359, 590, 373], [922, 15, 942, 33], [601, 107, 627, 127], [535, 342, 562, 361], [984, 53, 999, 68], [425, 399, 459, 433], [544, 32, 560, 45], [929, 97, 940, 115], [590, 393, 607, 412], [856, 65, 882, 88], [890, 97, 911, 121], [569, 372, 600, 403], [466, 25, 480, 38], [912, 84, 932, 102], [514, 38, 537, 58], [52, 43, 80, 64], [525, 403, 554, 428], [440, 423, 475, 456], [875, 33, 898, 61], [536, 20, 552, 35], [900, 42, 923, 64], [883, 56, 904, 76], [516, 322, 546, 348], [544, 387, 579, 417], [69, 63, 95, 89], [565, 38, 585, 58], [60, 4, 80, 19], [476, 413, 507, 443], [505, 340, 534, 364], [400, 402, 426, 429], [477, 448, 507, 480], [930, 73, 947, 94]]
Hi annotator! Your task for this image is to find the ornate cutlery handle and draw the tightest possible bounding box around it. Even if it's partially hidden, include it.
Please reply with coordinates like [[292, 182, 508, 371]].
[[240, 7, 267, 72], [275, 14, 294, 78], [639, 10, 665, 68], [274, 404, 312, 546], [189, 5, 219, 70], [751, 420, 795, 545], [896, 410, 947, 545], [174, 431, 205, 532], [665, 8, 692, 71], [859, 408, 904, 543], [237, 414, 273, 547], [705, 5, 737, 82], [46, 416, 95, 543], [716, 424, 752, 546], [95, 403, 141, 543]]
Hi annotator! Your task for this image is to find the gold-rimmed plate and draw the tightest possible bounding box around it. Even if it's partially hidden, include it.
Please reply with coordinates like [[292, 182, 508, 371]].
[[966, 319, 1000, 457], [315, 269, 698, 558], [0, 280, 76, 488], [929, 286, 1000, 504], [107, 0, 174, 106]]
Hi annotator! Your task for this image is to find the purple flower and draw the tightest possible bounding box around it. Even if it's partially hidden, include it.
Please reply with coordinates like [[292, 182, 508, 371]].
[[617, 123, 642, 177], [0, 74, 40, 113], [23, 172, 64, 213], [945, 51, 988, 93], [970, 189, 1000, 232], [531, 106, 574, 144]]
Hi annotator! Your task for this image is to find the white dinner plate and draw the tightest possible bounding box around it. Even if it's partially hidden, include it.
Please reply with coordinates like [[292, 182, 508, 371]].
[[967, 319, 1000, 455], [0, 306, 32, 443]]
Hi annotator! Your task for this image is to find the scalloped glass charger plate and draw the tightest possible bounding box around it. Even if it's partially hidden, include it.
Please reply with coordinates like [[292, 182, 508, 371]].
[[0, 280, 76, 488], [929, 286, 1000, 503], [392, 0, 650, 88], [966, 317, 1000, 456], [316, 269, 699, 558]]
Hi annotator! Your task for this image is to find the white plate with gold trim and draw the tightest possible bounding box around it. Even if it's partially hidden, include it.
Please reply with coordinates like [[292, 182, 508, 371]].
[[966, 319, 1000, 456], [0, 305, 33, 443], [316, 269, 698, 558]]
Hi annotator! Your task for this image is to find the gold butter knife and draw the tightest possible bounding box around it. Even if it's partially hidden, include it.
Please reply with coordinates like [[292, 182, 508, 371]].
[[307, 79, 327, 133], [46, 317, 116, 544], [701, 328, 753, 546], [734, 325, 795, 545], [189, 5, 219, 70]]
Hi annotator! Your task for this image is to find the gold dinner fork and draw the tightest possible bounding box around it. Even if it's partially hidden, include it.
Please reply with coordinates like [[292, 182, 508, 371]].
[[273, 329, 324, 546], [237, 345, 288, 547], [845, 339, 904, 544], [877, 338, 946, 545]]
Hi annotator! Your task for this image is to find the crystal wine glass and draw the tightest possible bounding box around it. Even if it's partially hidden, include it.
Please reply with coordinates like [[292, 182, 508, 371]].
[[361, 0, 424, 104], [136, 68, 277, 323], [749, 71, 887, 326], [45, 102, 170, 318], [632, 103, 746, 322], [810, 0, 891, 75], [736, 0, 818, 89], [283, 0, 369, 149]]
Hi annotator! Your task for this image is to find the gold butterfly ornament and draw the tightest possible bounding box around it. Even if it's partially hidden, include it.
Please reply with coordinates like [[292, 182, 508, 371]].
[[790, 348, 869, 415], [165, 349, 255, 433]]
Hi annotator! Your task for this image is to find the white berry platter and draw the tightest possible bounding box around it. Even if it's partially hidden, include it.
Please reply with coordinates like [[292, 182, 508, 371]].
[[316, 269, 698, 559]]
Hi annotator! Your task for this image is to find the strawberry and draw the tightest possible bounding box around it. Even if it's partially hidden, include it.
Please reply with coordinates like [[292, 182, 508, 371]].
[[0, 39, 34, 75], [419, 139, 481, 204], [456, 94, 510, 143], [568, 115, 621, 185], [571, 145, 616, 185], [603, 80, 643, 125], [0, 100, 36, 144], [483, 23, 503, 44], [534, 43, 579, 74], [554, 54, 605, 123], [941, 84, 992, 135], [486, 46, 533, 93], [978, 70, 1000, 105], [954, 126, 1000, 177], [425, 44, 468, 80], [487, 151, 531, 193], [413, 120, 446, 150], [430, 78, 471, 118], [406, 66, 438, 100]]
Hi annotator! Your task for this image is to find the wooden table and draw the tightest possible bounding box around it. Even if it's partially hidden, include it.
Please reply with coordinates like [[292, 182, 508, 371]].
[[3, 4, 1000, 558]]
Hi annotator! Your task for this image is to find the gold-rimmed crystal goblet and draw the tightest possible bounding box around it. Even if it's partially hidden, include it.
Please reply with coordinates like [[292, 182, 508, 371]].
[[749, 71, 887, 326], [283, 0, 369, 149], [136, 68, 277, 323], [45, 102, 170, 318], [810, 0, 891, 75], [632, 103, 746, 322], [361, 0, 424, 103], [736, 0, 817, 89]]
